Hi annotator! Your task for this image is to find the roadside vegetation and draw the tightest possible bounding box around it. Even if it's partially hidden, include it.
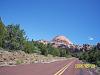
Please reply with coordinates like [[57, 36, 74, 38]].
[[72, 46, 100, 67], [0, 18, 69, 57], [79, 49, 100, 67]]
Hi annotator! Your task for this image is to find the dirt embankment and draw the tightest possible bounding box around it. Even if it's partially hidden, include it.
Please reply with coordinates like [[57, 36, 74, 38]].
[[0, 48, 66, 66]]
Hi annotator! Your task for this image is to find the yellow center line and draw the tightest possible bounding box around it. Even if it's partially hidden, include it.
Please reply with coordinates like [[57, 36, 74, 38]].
[[54, 60, 75, 75]]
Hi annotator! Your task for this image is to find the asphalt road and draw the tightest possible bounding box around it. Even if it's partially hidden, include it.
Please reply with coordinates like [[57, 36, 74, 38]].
[[0, 58, 97, 75]]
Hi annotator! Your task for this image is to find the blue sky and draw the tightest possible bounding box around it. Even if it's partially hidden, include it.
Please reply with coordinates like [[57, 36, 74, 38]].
[[0, 0, 100, 44]]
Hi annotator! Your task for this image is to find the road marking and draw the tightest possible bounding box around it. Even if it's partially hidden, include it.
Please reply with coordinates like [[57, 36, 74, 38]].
[[54, 60, 75, 75]]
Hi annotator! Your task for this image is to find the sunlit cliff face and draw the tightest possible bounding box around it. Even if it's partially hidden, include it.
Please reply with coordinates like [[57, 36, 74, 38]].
[[52, 35, 73, 45]]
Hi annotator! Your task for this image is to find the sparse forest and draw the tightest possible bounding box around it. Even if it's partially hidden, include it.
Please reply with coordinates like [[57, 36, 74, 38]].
[[0, 18, 69, 57]]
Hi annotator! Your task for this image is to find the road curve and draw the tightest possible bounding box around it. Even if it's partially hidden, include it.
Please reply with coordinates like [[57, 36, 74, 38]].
[[0, 58, 97, 75]]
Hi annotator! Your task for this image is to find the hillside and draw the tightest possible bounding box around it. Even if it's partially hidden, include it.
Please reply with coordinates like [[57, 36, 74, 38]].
[[0, 48, 67, 66]]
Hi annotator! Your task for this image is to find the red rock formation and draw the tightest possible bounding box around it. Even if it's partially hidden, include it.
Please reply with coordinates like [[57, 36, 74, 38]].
[[52, 35, 72, 45], [51, 35, 73, 48]]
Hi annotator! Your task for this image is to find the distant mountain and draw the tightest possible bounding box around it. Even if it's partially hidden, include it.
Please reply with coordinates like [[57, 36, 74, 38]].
[[36, 35, 100, 52], [36, 35, 72, 45], [52, 35, 72, 45], [51, 35, 73, 48]]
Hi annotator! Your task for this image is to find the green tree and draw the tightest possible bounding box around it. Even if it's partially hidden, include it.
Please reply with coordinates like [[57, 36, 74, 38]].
[[59, 48, 67, 57], [0, 18, 7, 47], [51, 48, 60, 56], [23, 41, 35, 53], [47, 44, 60, 56], [4, 24, 26, 50], [37, 43, 48, 56]]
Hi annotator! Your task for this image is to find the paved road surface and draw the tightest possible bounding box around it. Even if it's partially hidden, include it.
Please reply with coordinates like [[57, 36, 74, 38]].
[[0, 58, 97, 75]]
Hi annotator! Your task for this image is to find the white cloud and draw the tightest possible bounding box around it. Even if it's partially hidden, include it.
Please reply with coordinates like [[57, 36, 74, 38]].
[[88, 37, 94, 41]]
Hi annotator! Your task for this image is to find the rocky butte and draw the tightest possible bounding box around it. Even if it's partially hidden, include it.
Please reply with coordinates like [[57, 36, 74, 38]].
[[37, 35, 73, 48], [51, 35, 73, 48], [37, 35, 96, 52]]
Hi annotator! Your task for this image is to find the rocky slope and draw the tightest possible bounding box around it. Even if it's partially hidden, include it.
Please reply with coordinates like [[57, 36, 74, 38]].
[[0, 48, 66, 66]]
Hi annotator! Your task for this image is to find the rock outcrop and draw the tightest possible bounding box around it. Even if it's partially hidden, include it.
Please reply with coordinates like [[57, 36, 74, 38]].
[[52, 35, 72, 45], [51, 35, 73, 48]]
